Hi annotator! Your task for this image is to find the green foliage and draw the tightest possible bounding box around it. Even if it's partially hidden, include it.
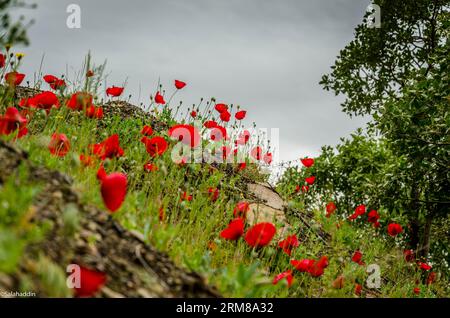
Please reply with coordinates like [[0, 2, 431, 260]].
[[0, 0, 36, 47], [320, 0, 450, 116]]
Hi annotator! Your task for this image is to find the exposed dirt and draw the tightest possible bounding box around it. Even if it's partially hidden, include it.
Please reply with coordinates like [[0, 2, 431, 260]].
[[0, 139, 220, 298]]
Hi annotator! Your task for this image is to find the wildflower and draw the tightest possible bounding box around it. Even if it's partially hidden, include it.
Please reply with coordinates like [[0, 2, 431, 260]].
[[204, 120, 218, 128], [210, 125, 227, 141], [208, 187, 220, 202], [25, 91, 60, 113], [403, 249, 415, 262], [418, 262, 432, 271], [79, 154, 94, 167], [48, 133, 70, 157], [235, 110, 246, 120], [220, 110, 231, 122], [92, 134, 124, 160], [233, 201, 250, 219], [67, 92, 93, 111], [0, 54, 5, 68], [263, 152, 273, 165], [387, 223, 403, 237], [85, 105, 103, 119], [351, 250, 365, 265], [141, 136, 168, 157], [143, 162, 158, 172], [250, 146, 263, 161], [43, 75, 65, 90], [355, 283, 362, 296], [426, 272, 436, 285], [100, 172, 127, 213], [168, 124, 201, 148], [174, 80, 186, 89], [141, 125, 153, 136], [154, 91, 165, 104], [301, 158, 314, 168], [0, 107, 27, 136], [305, 176, 316, 185], [413, 287, 420, 295], [106, 86, 124, 97], [220, 218, 245, 240], [214, 103, 228, 113], [244, 222, 276, 248], [349, 204, 366, 220], [86, 70, 94, 77], [180, 191, 193, 202], [273, 270, 293, 288], [72, 266, 106, 298], [291, 256, 329, 277], [5, 71, 25, 86], [278, 234, 300, 256], [291, 259, 315, 272], [301, 185, 309, 193], [326, 202, 336, 217], [367, 210, 380, 225], [190, 110, 197, 118]]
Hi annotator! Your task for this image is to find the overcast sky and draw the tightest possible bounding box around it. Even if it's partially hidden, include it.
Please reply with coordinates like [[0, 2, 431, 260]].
[[15, 0, 370, 165]]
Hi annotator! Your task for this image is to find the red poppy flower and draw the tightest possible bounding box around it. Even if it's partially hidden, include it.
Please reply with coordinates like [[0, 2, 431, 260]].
[[387, 223, 403, 237], [141, 125, 153, 136], [220, 110, 231, 122], [326, 202, 336, 217], [355, 284, 362, 296], [210, 125, 227, 141], [48, 133, 70, 157], [141, 136, 168, 157], [85, 105, 103, 119], [43, 75, 58, 84], [351, 250, 365, 265], [190, 110, 197, 118], [235, 110, 246, 120], [100, 172, 127, 213], [305, 176, 316, 185], [67, 92, 93, 110], [92, 134, 124, 160], [50, 79, 66, 90], [301, 158, 314, 168], [72, 266, 106, 298], [96, 164, 107, 181], [204, 120, 218, 129], [20, 91, 60, 113], [220, 218, 244, 241], [301, 185, 309, 193], [5, 71, 25, 86], [214, 103, 228, 113], [278, 234, 300, 256], [238, 162, 246, 170], [143, 162, 158, 172], [291, 259, 315, 272], [244, 222, 276, 248], [86, 70, 94, 77], [273, 270, 293, 288], [233, 201, 250, 219], [250, 146, 263, 161], [106, 86, 124, 97], [79, 154, 94, 167], [168, 124, 201, 148], [174, 80, 186, 89], [154, 91, 166, 104], [426, 272, 436, 285], [180, 191, 193, 202], [349, 204, 366, 220], [368, 210, 380, 224], [413, 287, 420, 295], [418, 262, 432, 271], [263, 152, 273, 165], [208, 187, 220, 202], [235, 130, 251, 145], [0, 54, 5, 68], [403, 249, 415, 262], [0, 107, 27, 135]]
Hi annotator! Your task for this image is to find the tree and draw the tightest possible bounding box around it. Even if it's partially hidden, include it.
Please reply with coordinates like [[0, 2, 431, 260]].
[[0, 0, 35, 47], [320, 0, 450, 116]]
